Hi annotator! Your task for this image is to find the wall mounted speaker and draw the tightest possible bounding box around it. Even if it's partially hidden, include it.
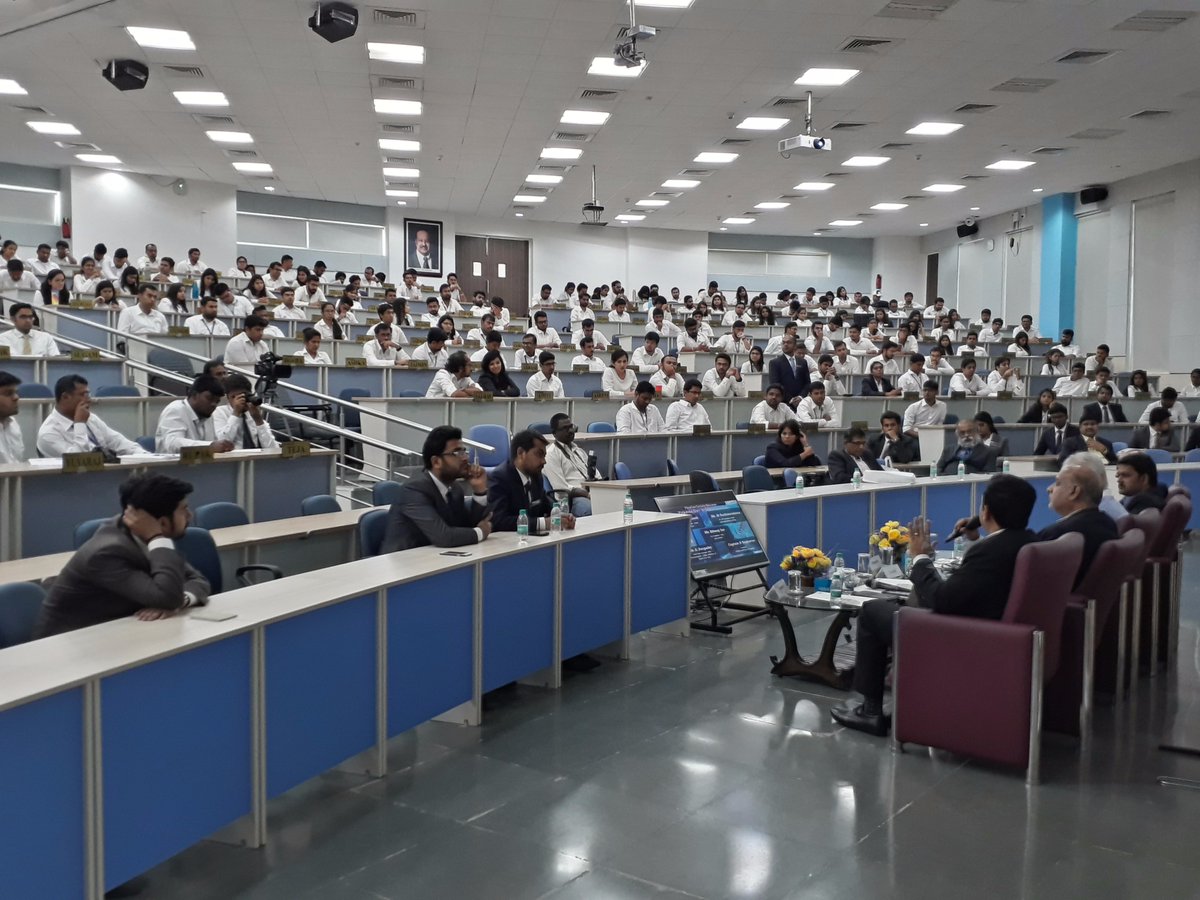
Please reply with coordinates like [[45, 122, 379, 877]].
[[308, 2, 358, 43], [1080, 186, 1109, 205], [102, 59, 149, 92], [957, 222, 979, 239]]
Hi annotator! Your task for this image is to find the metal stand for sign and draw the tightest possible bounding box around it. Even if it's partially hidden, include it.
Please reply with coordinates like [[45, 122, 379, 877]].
[[690, 565, 772, 635]]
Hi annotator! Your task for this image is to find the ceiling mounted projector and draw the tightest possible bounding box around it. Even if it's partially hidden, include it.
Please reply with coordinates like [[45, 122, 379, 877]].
[[309, 2, 358, 43], [102, 59, 149, 92]]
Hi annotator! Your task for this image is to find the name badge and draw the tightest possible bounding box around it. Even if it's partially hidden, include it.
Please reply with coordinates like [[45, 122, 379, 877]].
[[167, 325, 190, 337], [472, 391, 494, 403], [70, 348, 101, 361], [520, 363, 537, 373], [346, 357, 367, 368], [996, 391, 1014, 400], [746, 423, 766, 434], [691, 424, 712, 435], [62, 451, 105, 473], [534, 390, 555, 402], [0, 346, 9, 359], [281, 355, 303, 365], [407, 359, 429, 370], [281, 440, 311, 458], [181, 445, 215, 465]]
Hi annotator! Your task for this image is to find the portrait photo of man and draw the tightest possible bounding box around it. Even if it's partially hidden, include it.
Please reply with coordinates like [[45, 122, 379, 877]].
[[405, 219, 442, 275]]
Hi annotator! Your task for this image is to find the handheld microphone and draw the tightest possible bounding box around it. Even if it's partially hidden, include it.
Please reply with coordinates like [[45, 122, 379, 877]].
[[945, 516, 980, 543]]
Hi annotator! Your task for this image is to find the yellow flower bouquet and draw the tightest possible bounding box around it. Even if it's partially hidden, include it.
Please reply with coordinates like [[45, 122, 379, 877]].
[[780, 545, 832, 575], [868, 521, 911, 552]]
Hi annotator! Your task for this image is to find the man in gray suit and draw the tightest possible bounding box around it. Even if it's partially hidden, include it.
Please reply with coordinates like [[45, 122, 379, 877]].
[[381, 425, 493, 553], [34, 473, 210, 638]]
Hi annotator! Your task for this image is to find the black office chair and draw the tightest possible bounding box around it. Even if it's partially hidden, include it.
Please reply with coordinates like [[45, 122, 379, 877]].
[[147, 347, 195, 397], [301, 494, 341, 516], [0, 582, 44, 648], [73, 517, 109, 548], [175, 527, 282, 592], [358, 509, 390, 557], [689, 470, 719, 492]]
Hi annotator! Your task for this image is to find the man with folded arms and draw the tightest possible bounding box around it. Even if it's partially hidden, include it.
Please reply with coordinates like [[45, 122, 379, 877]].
[[616, 381, 667, 434], [665, 378, 710, 432]]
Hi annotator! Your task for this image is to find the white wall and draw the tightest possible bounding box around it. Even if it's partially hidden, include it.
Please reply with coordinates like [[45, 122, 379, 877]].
[[871, 236, 924, 300], [68, 167, 237, 268]]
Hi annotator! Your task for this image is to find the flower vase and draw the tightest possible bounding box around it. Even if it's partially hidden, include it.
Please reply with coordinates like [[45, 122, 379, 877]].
[[877, 547, 895, 568]]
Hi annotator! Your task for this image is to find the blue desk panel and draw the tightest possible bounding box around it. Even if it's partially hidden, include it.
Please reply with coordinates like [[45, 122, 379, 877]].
[[730, 433, 767, 469], [615, 436, 671, 478], [0, 688, 86, 899], [327, 366, 389, 399], [55, 307, 115, 347], [265, 595, 378, 798], [672, 433, 724, 475], [873, 486, 922, 531], [281, 364, 320, 393], [1004, 427, 1038, 456], [561, 532, 625, 658], [1, 358, 38, 386], [820, 491, 872, 560], [46, 359, 124, 392], [482, 547, 556, 691], [1177, 469, 1200, 528], [924, 481, 974, 538], [170, 460, 242, 520], [631, 520, 689, 633], [252, 453, 331, 521], [387, 566, 474, 735], [1025, 475, 1058, 532], [763, 499, 819, 576], [101, 635, 252, 891]]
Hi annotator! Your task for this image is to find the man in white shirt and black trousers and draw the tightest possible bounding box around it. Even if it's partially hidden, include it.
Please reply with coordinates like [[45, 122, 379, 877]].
[[154, 375, 237, 455], [37, 374, 148, 459]]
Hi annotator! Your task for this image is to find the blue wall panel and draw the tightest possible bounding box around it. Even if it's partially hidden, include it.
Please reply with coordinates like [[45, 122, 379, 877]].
[[631, 520, 689, 632], [562, 532, 625, 658], [764, 500, 819, 577], [821, 492, 872, 560], [483, 548, 556, 690]]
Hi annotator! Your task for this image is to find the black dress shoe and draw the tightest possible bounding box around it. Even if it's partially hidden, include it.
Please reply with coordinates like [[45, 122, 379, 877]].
[[831, 702, 891, 737]]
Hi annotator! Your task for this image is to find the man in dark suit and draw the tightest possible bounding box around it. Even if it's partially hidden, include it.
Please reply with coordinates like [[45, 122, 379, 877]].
[[1116, 451, 1168, 513], [827, 426, 884, 484], [935, 419, 995, 475], [1032, 403, 1079, 456], [1037, 451, 1119, 587], [860, 360, 899, 397], [867, 411, 920, 464], [766, 334, 810, 405], [1128, 406, 1180, 452], [34, 473, 211, 638], [1058, 414, 1117, 466], [487, 429, 575, 532], [381, 425, 493, 553], [833, 475, 1038, 736], [1081, 384, 1127, 425]]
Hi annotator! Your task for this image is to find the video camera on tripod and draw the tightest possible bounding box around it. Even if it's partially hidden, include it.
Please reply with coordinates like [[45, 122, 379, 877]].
[[250, 352, 292, 405]]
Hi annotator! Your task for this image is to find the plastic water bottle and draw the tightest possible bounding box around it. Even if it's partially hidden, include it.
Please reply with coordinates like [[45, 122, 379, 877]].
[[957, 460, 966, 480], [929, 461, 938, 479], [623, 490, 634, 524], [851, 470, 862, 490], [830, 553, 845, 601], [954, 535, 965, 561], [559, 497, 569, 522], [1002, 459, 1011, 474], [550, 502, 562, 533], [794, 474, 805, 495], [517, 509, 529, 545]]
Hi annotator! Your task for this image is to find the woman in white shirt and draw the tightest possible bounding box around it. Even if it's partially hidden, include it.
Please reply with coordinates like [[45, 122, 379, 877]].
[[602, 348, 638, 398], [158, 283, 190, 315], [740, 346, 765, 377], [314, 302, 345, 342], [93, 281, 125, 310], [72, 257, 100, 295], [1040, 350, 1068, 377], [437, 314, 465, 346], [299, 327, 332, 364], [1006, 333, 1032, 357], [243, 275, 272, 303], [1126, 369, 1150, 397]]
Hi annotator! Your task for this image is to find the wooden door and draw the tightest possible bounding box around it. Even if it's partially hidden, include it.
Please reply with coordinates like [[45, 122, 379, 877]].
[[486, 237, 530, 317], [454, 235, 489, 302], [925, 253, 939, 305]]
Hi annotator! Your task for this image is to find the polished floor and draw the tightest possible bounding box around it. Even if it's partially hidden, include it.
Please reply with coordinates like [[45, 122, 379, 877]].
[[142, 551, 1200, 900]]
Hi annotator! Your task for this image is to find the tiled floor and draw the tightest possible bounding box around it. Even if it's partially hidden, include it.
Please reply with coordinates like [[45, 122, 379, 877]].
[[141, 552, 1200, 900]]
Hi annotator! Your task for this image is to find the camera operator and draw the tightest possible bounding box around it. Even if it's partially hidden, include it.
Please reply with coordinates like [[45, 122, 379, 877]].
[[213, 374, 278, 450], [224, 314, 272, 367]]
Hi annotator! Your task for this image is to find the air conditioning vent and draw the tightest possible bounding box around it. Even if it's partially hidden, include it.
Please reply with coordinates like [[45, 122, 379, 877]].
[[1113, 10, 1196, 31], [955, 103, 997, 113], [840, 36, 895, 52], [1069, 127, 1124, 139], [831, 122, 869, 130], [383, 156, 417, 164], [678, 169, 713, 177], [377, 76, 420, 90], [578, 89, 620, 100], [992, 77, 1057, 92], [552, 131, 592, 142], [247, 175, 276, 182], [1031, 146, 1070, 155], [900, 195, 925, 201], [778, 194, 805, 200], [880, 142, 912, 149], [769, 96, 807, 107], [1128, 108, 1172, 119], [381, 123, 418, 133], [651, 191, 682, 198], [512, 205, 534, 211], [192, 114, 236, 125], [1056, 49, 1115, 64], [162, 64, 206, 78], [877, 0, 958, 20], [537, 165, 569, 173], [55, 141, 101, 150], [385, 181, 418, 189], [222, 148, 259, 159], [13, 104, 49, 114], [961, 174, 989, 180], [719, 138, 752, 145], [371, 8, 422, 26], [824, 172, 849, 177]]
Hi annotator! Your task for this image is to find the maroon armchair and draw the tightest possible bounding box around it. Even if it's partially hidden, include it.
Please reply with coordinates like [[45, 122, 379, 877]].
[[1146, 494, 1191, 674], [1044, 530, 1145, 736], [1115, 508, 1161, 690], [892, 533, 1084, 783]]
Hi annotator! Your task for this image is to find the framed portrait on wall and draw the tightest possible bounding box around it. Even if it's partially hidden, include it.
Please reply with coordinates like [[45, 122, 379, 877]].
[[404, 218, 442, 277]]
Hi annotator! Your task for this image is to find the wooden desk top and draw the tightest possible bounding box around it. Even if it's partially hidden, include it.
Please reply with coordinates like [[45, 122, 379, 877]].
[[0, 447, 336, 479]]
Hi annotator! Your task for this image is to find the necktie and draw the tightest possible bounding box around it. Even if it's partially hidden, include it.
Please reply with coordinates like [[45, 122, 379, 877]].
[[1102, 404, 1110, 424], [21, 334, 31, 355], [85, 423, 101, 449], [447, 484, 465, 518], [241, 416, 257, 449], [1156, 433, 1165, 449], [1055, 429, 1063, 451], [422, 256, 430, 269], [789, 357, 797, 376]]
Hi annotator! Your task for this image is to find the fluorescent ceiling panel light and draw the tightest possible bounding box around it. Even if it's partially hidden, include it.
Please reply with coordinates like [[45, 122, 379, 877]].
[[737, 116, 790, 131], [233, 162, 272, 173], [0, 78, 27, 95], [636, 199, 669, 207], [923, 183, 964, 192], [615, 214, 645, 221], [634, 0, 694, 6], [513, 195, 547, 203], [723, 217, 756, 225], [871, 202, 908, 210], [383, 166, 420, 178], [263, 186, 275, 191], [795, 181, 835, 191], [367, 42, 425, 64], [387, 189, 419, 197], [1032, 187, 1044, 192], [514, 212, 524, 217], [126, 26, 195, 50], [969, 206, 981, 211], [694, 151, 738, 163], [755, 201, 790, 209], [379, 138, 421, 151], [843, 156, 890, 167], [27, 121, 79, 135], [919, 223, 928, 227], [906, 121, 963, 136], [829, 219, 863, 226], [206, 130, 253, 144], [985, 159, 1035, 170], [662, 179, 700, 189], [560, 109, 610, 125], [540, 147, 583, 159], [525, 173, 563, 184], [795, 68, 859, 86], [395, 200, 407, 205], [76, 154, 121, 164], [173, 91, 228, 107], [588, 57, 646, 77], [374, 98, 422, 115]]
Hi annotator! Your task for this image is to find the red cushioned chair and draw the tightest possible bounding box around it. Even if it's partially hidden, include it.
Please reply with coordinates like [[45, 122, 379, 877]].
[[1044, 530, 1145, 737], [892, 533, 1084, 784], [1114, 508, 1161, 691]]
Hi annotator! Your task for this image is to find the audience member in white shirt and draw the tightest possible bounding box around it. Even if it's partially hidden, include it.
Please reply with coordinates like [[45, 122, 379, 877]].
[[664, 379, 710, 432], [465, 313, 502, 348], [1182, 368, 1200, 399], [223, 316, 272, 367], [1051, 363, 1090, 398], [949, 359, 991, 397], [117, 285, 169, 336], [571, 321, 609, 351], [569, 297, 599, 326], [1007, 333, 1033, 357], [26, 243, 54, 279], [1138, 388, 1189, 425], [616, 383, 666, 434], [1041, 349, 1068, 376], [217, 283, 256, 319], [866, 342, 904, 377], [0, 259, 40, 293], [602, 349, 639, 398], [1012, 314, 1039, 340], [101, 248, 130, 282], [1086, 345, 1116, 375], [212, 374, 278, 450], [0, 372, 23, 463], [804, 323, 835, 355], [902, 382, 947, 436], [291, 280, 324, 310], [152, 258, 179, 286], [173, 248, 208, 278], [525, 351, 566, 398], [702, 353, 748, 398], [184, 297, 231, 337], [712, 322, 753, 355], [649, 355, 685, 397], [270, 288, 307, 322], [795, 382, 839, 428], [563, 333, 602, 373], [925, 347, 956, 377], [815, 357, 849, 396], [751, 384, 800, 426], [830, 344, 862, 377], [606, 298, 632, 325], [981, 319, 1006, 344], [1052, 329, 1081, 357], [986, 357, 1025, 396], [923, 298, 947, 318], [895, 355, 927, 395], [226, 255, 251, 279], [631, 333, 665, 373], [530, 311, 560, 348], [0, 303, 60, 357], [263, 262, 290, 296], [52, 241, 77, 268], [893, 325, 918, 355], [436, 283, 464, 315], [39, 374, 147, 458], [425, 351, 481, 397], [154, 375, 237, 454], [72, 258, 101, 296], [530, 284, 554, 309], [957, 332, 984, 355], [722, 303, 749, 327], [410, 330, 450, 369], [294, 327, 332, 365], [363, 324, 411, 367], [397, 269, 422, 305]]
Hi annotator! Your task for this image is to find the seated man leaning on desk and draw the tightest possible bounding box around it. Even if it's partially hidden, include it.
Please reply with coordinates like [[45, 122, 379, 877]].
[[488, 429, 575, 532], [33, 473, 211, 638], [381, 425, 492, 553]]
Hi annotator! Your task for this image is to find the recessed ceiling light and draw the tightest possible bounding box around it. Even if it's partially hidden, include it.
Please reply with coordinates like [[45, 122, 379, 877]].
[[723, 217, 756, 225], [634, 0, 695, 7], [871, 202, 908, 211], [662, 179, 700, 189], [919, 223, 928, 227], [636, 199, 670, 207], [906, 122, 963, 136], [76, 153, 121, 164], [0, 78, 27, 95], [755, 201, 790, 210], [514, 195, 547, 203], [843, 156, 890, 167], [173, 91, 229, 107], [395, 200, 407, 206], [233, 162, 273, 173], [206, 130, 253, 144], [969, 206, 981, 211], [540, 147, 583, 159], [514, 212, 524, 217], [615, 214, 646, 221], [264, 185, 275, 191], [720, 227, 728, 231], [367, 42, 425, 64], [374, 98, 422, 115], [126, 26, 195, 50], [737, 116, 790, 131], [1032, 187, 1044, 193], [985, 159, 1036, 170], [379, 138, 421, 151], [27, 121, 79, 135], [795, 182, 835, 191], [829, 219, 863, 226], [923, 183, 964, 192], [387, 189, 419, 197], [588, 57, 646, 78], [526, 173, 563, 184], [560, 109, 610, 125], [794, 67, 859, 86], [383, 166, 420, 178], [694, 151, 738, 163]]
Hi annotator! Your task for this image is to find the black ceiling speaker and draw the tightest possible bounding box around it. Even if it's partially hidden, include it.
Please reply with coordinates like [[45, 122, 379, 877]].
[[957, 222, 979, 238], [102, 59, 149, 92], [1080, 186, 1109, 205], [309, 2, 358, 42]]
